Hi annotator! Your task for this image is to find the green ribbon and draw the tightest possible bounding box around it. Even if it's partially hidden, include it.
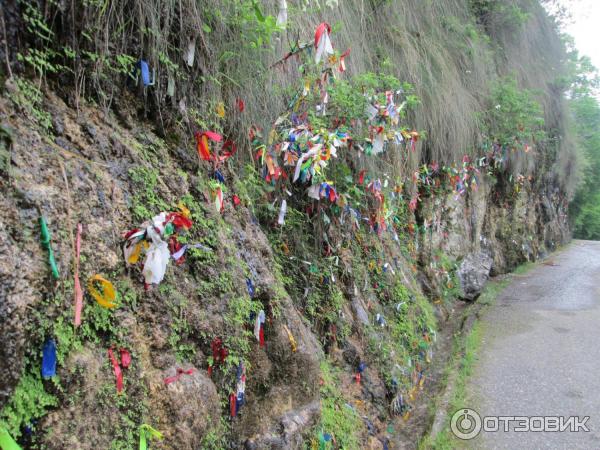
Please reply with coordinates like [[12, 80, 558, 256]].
[[163, 222, 174, 237], [0, 428, 22, 450], [39, 217, 59, 279], [318, 433, 326, 450], [139, 424, 163, 450]]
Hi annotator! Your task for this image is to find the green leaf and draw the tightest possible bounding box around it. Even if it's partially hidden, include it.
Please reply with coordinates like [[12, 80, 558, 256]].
[[252, 0, 265, 22]]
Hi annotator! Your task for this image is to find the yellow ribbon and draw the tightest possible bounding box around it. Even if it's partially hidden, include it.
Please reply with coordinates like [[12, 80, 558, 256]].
[[283, 325, 297, 353], [127, 241, 148, 265], [88, 275, 118, 308], [216, 102, 225, 118], [177, 201, 191, 218]]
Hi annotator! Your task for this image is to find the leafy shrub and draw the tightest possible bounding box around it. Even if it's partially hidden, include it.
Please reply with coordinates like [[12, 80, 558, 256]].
[[485, 76, 546, 148]]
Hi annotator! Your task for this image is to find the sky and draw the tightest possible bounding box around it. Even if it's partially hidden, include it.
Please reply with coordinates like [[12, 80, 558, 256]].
[[562, 0, 600, 70]]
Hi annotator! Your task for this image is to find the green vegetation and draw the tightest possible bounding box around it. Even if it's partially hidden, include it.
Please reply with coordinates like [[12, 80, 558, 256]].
[[9, 77, 53, 132], [199, 416, 229, 449], [128, 167, 170, 222], [469, 0, 531, 31], [485, 76, 546, 149], [315, 360, 363, 449], [568, 58, 600, 238], [0, 371, 58, 439]]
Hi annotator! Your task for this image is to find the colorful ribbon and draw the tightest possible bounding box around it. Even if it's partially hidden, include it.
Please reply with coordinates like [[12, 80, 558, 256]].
[[314, 22, 333, 64], [73, 223, 83, 326], [213, 187, 224, 212], [220, 140, 237, 162], [254, 310, 265, 345], [229, 392, 237, 417], [0, 428, 21, 450], [137, 60, 153, 86], [170, 243, 212, 261], [108, 348, 123, 393], [246, 278, 255, 297], [277, 199, 287, 225], [314, 22, 331, 49], [236, 98, 245, 112], [195, 131, 222, 161], [108, 348, 130, 394], [216, 102, 225, 118], [235, 361, 246, 412], [164, 368, 195, 385], [88, 275, 118, 308], [211, 338, 228, 366], [339, 48, 350, 72], [39, 216, 59, 279], [120, 349, 131, 368], [283, 325, 297, 353], [139, 424, 163, 450], [41, 339, 57, 379]]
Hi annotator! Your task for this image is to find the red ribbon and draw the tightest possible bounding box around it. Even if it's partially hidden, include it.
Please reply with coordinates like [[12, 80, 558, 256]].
[[108, 348, 131, 393], [211, 338, 228, 365], [73, 223, 83, 327], [328, 187, 337, 203], [232, 195, 241, 207], [108, 348, 123, 393], [219, 140, 237, 162], [358, 170, 366, 185], [164, 368, 195, 385], [339, 48, 350, 72], [169, 236, 185, 265], [229, 393, 237, 417], [259, 324, 265, 348], [166, 212, 193, 230], [123, 228, 141, 240], [120, 349, 131, 368], [236, 98, 245, 113], [195, 131, 222, 161], [314, 22, 331, 49]]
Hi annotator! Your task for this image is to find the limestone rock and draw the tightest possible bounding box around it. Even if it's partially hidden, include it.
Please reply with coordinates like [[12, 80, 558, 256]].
[[458, 252, 493, 301]]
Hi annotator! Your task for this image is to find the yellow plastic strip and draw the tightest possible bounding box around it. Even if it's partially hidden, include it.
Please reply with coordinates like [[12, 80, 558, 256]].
[[87, 274, 118, 308], [283, 325, 297, 353]]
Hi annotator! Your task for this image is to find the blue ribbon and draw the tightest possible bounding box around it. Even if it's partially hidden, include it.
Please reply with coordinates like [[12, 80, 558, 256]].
[[137, 60, 152, 86], [41, 339, 56, 379], [213, 170, 225, 184], [246, 278, 255, 298]]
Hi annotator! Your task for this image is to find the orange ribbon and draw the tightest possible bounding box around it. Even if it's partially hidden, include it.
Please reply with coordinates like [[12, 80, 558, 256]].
[[195, 131, 222, 161]]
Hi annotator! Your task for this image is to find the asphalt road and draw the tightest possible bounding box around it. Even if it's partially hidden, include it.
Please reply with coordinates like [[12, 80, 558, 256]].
[[464, 240, 600, 449]]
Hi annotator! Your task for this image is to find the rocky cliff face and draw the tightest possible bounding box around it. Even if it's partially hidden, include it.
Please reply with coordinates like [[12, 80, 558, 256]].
[[0, 83, 569, 448], [0, 0, 573, 448]]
